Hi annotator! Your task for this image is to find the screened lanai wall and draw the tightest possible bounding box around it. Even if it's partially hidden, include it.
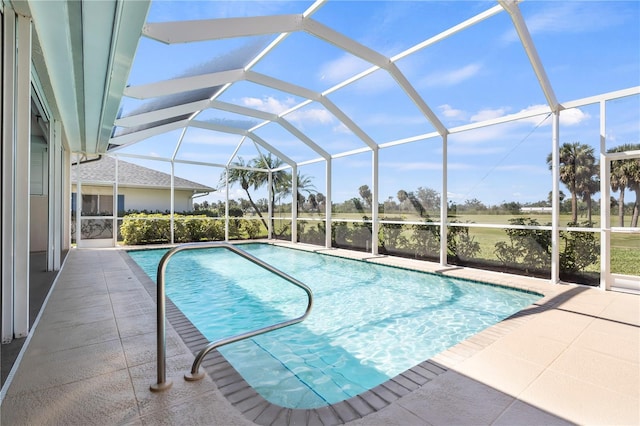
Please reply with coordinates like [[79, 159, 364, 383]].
[[99, 0, 639, 292]]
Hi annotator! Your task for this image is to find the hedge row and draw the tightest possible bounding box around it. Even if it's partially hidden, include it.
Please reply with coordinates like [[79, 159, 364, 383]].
[[120, 214, 265, 245]]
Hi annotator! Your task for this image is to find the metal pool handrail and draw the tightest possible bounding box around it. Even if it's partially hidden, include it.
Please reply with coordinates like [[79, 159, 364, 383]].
[[150, 241, 313, 392]]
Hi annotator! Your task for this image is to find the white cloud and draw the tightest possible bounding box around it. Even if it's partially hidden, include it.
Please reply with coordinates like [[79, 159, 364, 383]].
[[362, 113, 427, 127], [185, 131, 244, 146], [501, 3, 624, 43], [333, 122, 351, 134], [559, 108, 590, 126], [470, 107, 511, 122], [516, 104, 590, 127], [438, 104, 467, 121], [288, 108, 335, 126], [422, 63, 482, 88], [382, 161, 442, 171], [318, 54, 370, 84], [240, 96, 296, 114]]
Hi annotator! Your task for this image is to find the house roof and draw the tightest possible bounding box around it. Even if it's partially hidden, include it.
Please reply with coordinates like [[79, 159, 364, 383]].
[[71, 156, 214, 193]]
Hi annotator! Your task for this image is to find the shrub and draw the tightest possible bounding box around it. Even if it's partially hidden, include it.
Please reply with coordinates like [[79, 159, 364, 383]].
[[121, 214, 225, 244], [494, 218, 599, 275], [560, 222, 600, 273], [242, 219, 262, 239], [494, 218, 551, 272]]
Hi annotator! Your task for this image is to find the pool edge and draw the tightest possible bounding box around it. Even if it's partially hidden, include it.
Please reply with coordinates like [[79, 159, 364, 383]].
[[120, 244, 553, 426]]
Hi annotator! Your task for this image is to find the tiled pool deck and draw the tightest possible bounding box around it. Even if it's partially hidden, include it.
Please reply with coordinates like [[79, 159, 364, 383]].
[[1, 242, 638, 425]]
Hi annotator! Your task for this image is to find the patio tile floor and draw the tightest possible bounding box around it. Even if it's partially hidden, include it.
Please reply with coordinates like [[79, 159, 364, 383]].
[[1, 244, 637, 425]]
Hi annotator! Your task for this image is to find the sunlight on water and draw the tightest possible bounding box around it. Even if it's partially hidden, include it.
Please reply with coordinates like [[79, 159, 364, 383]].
[[128, 243, 540, 408]]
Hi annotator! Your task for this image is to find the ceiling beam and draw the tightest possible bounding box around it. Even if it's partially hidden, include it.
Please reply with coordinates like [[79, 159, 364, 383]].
[[143, 14, 304, 44], [109, 119, 189, 149], [191, 120, 295, 166], [207, 99, 330, 159], [124, 68, 244, 99], [116, 99, 210, 128], [303, 19, 389, 68], [499, 0, 559, 111]]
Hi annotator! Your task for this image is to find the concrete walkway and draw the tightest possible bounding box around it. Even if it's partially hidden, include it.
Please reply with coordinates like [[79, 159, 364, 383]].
[[1, 245, 638, 425]]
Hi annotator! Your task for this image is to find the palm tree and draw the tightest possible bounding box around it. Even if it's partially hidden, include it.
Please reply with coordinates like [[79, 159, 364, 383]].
[[252, 153, 287, 215], [279, 172, 317, 213], [219, 157, 269, 230], [608, 143, 640, 227], [547, 142, 597, 223], [397, 190, 409, 211], [579, 164, 600, 224]]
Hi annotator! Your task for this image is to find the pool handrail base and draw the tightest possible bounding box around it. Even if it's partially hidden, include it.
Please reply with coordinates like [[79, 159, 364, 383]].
[[152, 241, 313, 391]]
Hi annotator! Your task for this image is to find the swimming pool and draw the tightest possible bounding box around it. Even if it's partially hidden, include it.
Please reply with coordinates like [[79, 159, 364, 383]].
[[128, 243, 541, 408]]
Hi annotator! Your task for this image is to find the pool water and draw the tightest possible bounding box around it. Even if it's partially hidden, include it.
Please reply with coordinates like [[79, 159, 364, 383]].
[[128, 243, 540, 408]]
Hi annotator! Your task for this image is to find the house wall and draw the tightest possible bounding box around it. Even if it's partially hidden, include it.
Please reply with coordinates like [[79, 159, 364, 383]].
[[121, 187, 194, 213], [71, 184, 195, 213], [30, 196, 48, 251]]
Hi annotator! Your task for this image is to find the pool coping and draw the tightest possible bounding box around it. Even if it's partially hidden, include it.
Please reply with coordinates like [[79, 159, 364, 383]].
[[121, 241, 555, 426]]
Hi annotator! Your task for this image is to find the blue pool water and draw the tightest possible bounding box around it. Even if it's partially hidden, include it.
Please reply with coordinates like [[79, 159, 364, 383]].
[[128, 243, 540, 408]]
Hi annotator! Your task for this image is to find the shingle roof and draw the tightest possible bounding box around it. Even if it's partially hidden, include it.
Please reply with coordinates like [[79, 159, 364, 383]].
[[71, 156, 214, 193]]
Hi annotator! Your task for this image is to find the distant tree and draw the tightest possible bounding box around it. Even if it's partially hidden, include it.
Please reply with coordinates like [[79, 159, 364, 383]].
[[316, 193, 326, 211], [547, 142, 597, 223], [501, 201, 521, 215], [383, 196, 397, 213], [397, 190, 409, 211], [608, 143, 640, 227], [580, 169, 600, 223], [307, 193, 318, 211], [463, 198, 487, 212], [359, 185, 372, 208], [280, 173, 316, 213], [220, 157, 268, 230], [547, 190, 566, 206], [415, 187, 441, 212], [407, 192, 425, 217]]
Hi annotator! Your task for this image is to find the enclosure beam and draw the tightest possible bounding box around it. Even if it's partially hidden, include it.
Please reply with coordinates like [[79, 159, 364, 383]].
[[143, 14, 303, 44], [599, 101, 611, 290], [440, 134, 448, 266], [500, 1, 559, 110], [550, 112, 561, 284]]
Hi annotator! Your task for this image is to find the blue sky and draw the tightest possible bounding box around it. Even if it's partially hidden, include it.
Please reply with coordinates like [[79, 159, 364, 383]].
[[116, 1, 640, 208]]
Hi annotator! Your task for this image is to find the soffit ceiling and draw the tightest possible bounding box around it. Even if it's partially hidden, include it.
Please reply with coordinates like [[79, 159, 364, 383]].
[[19, 0, 149, 153]]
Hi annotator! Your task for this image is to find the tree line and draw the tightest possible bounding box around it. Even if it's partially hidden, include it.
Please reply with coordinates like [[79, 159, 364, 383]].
[[194, 143, 639, 227], [548, 142, 639, 226]]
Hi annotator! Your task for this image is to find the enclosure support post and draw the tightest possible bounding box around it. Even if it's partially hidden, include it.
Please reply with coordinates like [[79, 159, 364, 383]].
[[550, 112, 561, 284], [170, 162, 175, 244], [224, 166, 229, 242], [371, 147, 379, 255], [13, 13, 32, 338], [113, 157, 119, 247], [325, 158, 332, 248], [292, 164, 298, 243], [599, 101, 611, 290], [1, 8, 17, 343], [268, 172, 273, 239], [440, 134, 448, 266]]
